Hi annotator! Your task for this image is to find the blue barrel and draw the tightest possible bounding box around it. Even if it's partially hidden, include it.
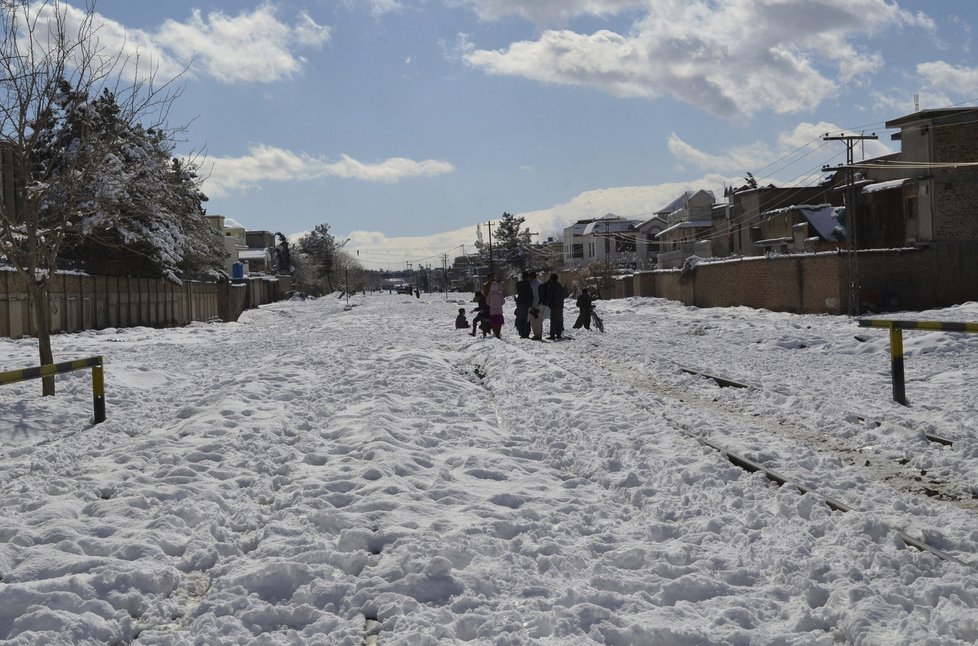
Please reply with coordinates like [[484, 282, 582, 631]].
[[231, 261, 245, 279]]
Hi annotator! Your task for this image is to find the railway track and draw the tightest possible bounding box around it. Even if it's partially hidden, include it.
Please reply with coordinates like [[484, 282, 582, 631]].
[[564, 351, 978, 566], [610, 356, 978, 510]]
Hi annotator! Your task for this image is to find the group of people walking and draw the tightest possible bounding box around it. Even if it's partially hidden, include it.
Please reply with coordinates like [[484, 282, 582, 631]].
[[457, 271, 598, 340]]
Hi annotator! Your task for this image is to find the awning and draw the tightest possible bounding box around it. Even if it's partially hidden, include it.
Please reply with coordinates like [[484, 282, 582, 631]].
[[862, 178, 907, 194]]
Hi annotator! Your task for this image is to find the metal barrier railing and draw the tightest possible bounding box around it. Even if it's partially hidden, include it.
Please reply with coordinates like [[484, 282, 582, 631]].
[[0, 356, 106, 423], [857, 319, 978, 405]]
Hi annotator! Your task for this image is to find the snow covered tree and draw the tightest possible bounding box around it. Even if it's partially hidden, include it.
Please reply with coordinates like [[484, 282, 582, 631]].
[[297, 223, 347, 292], [475, 212, 534, 277], [272, 232, 292, 274], [0, 0, 190, 394], [53, 91, 223, 280], [473, 223, 487, 265]]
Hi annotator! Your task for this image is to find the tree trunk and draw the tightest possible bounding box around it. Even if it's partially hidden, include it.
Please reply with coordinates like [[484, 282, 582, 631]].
[[32, 282, 56, 395]]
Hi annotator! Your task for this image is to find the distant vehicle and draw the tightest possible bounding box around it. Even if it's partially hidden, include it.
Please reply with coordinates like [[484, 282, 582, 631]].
[[395, 284, 413, 294]]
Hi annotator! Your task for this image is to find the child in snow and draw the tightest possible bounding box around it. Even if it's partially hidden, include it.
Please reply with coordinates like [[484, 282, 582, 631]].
[[455, 308, 469, 329]]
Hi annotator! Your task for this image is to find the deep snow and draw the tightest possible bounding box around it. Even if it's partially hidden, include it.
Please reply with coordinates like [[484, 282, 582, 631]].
[[1, 292, 977, 645]]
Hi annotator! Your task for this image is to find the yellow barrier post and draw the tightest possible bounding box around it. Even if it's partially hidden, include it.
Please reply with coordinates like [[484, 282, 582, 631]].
[[0, 356, 106, 424], [92, 361, 106, 423], [889, 326, 906, 405], [858, 319, 978, 406]]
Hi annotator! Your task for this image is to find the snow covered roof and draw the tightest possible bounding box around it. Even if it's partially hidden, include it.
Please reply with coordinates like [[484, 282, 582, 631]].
[[655, 192, 692, 215], [581, 218, 639, 235], [238, 248, 269, 260], [797, 205, 846, 241], [636, 215, 668, 232], [223, 217, 245, 230], [862, 178, 907, 194], [655, 189, 716, 216], [761, 204, 845, 242], [755, 237, 792, 247], [655, 219, 712, 238]]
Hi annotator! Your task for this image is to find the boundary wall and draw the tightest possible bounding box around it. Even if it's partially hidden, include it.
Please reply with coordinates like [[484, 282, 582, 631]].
[[609, 246, 977, 314], [0, 272, 288, 339]]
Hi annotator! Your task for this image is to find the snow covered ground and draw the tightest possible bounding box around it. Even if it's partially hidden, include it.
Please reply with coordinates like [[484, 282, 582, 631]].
[[1, 292, 977, 645]]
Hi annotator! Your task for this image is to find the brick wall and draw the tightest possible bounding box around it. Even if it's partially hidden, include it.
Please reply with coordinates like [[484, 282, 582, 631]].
[[852, 249, 934, 311], [932, 240, 978, 307], [623, 248, 972, 314], [693, 255, 844, 313], [932, 123, 978, 240]]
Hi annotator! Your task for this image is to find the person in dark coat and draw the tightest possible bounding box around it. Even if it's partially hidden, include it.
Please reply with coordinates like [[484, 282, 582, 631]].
[[528, 271, 543, 340], [542, 273, 566, 339], [455, 308, 469, 329], [573, 288, 595, 330], [470, 292, 490, 337], [514, 271, 532, 338]]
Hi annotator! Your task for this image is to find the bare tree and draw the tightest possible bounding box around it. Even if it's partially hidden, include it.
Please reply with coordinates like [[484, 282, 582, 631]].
[[0, 0, 184, 394]]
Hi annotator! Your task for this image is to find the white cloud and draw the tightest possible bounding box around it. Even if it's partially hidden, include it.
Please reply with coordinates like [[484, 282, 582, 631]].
[[463, 0, 935, 118], [917, 60, 978, 95], [25, 2, 184, 82], [367, 0, 404, 17], [668, 134, 772, 174], [156, 6, 330, 83], [203, 145, 455, 197], [30, 3, 331, 85], [321, 154, 456, 182], [873, 88, 952, 115], [294, 11, 333, 48], [669, 122, 894, 181], [452, 0, 645, 24]]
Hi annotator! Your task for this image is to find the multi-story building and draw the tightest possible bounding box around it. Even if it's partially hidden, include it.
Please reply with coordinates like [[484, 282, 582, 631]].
[[654, 190, 715, 269], [205, 214, 249, 275], [562, 214, 642, 269], [843, 107, 978, 307], [723, 184, 842, 256]]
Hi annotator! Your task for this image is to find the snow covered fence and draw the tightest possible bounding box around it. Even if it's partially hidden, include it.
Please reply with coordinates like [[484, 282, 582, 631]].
[[858, 318, 978, 405], [0, 355, 105, 423]]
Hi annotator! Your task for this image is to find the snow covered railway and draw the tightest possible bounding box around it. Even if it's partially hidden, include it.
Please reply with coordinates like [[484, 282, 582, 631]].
[[495, 326, 978, 570]]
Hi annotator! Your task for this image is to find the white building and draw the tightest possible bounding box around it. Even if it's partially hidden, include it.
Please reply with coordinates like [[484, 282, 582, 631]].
[[205, 214, 250, 275], [562, 214, 642, 269]]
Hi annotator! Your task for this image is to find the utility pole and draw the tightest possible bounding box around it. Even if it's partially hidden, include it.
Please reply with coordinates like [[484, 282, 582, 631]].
[[823, 132, 878, 316], [486, 220, 494, 274], [443, 253, 449, 300]]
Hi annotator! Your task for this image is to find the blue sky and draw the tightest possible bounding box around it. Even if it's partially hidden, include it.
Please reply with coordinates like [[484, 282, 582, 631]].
[[69, 1, 978, 269]]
